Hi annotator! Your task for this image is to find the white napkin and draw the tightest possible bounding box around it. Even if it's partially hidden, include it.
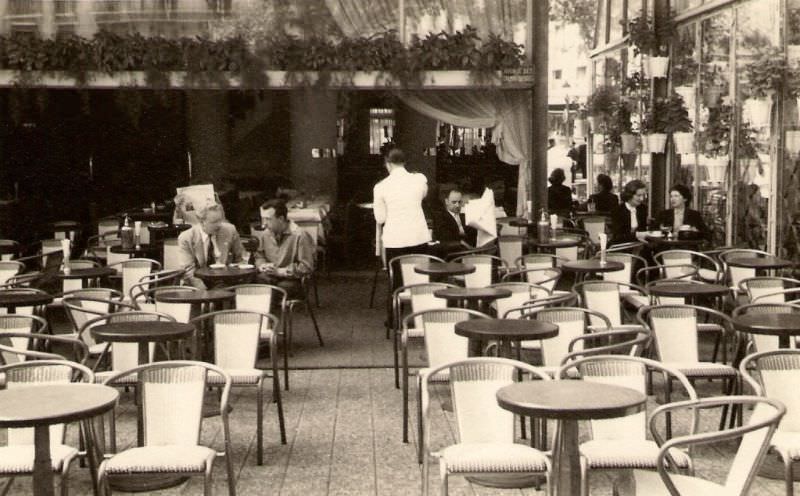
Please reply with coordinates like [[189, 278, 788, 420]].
[[550, 214, 559, 231], [60, 238, 71, 264], [465, 188, 498, 247], [134, 221, 142, 237]]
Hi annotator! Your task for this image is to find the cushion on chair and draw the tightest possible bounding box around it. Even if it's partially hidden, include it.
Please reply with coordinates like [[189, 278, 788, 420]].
[[440, 443, 549, 473], [581, 440, 691, 469], [668, 362, 737, 377], [102, 445, 215, 474], [632, 468, 727, 495], [698, 268, 719, 282], [207, 368, 263, 385], [0, 444, 78, 473]]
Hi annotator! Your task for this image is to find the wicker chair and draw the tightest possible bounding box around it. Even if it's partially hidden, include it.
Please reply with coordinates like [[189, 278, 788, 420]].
[[420, 357, 552, 496], [489, 282, 551, 320], [575, 280, 648, 333], [449, 254, 508, 288], [557, 355, 696, 496], [654, 249, 724, 283], [731, 303, 800, 353], [501, 267, 562, 292], [629, 396, 784, 496], [0, 261, 24, 287], [740, 349, 800, 496], [0, 360, 94, 496], [98, 361, 235, 496], [190, 310, 287, 462], [739, 276, 800, 303], [0, 331, 89, 366], [107, 258, 161, 303]]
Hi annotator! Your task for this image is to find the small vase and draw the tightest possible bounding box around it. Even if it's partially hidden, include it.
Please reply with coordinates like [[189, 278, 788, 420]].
[[645, 133, 668, 154], [672, 132, 695, 154], [620, 133, 638, 154]]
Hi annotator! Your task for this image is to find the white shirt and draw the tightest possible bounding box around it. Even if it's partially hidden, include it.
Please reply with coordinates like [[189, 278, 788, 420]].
[[626, 202, 638, 232], [373, 167, 431, 248], [200, 231, 220, 260], [449, 210, 465, 235]]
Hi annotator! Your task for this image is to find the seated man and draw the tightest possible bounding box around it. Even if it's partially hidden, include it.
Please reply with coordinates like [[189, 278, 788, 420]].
[[254, 199, 315, 298], [432, 188, 477, 255], [178, 202, 244, 288]]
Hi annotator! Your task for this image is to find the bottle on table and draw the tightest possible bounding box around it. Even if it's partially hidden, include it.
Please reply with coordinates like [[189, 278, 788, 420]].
[[120, 215, 134, 250], [537, 209, 550, 243]]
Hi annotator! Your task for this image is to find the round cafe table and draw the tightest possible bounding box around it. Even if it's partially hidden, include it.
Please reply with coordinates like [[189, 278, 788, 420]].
[[726, 256, 794, 272], [496, 381, 646, 496], [528, 236, 582, 251], [0, 384, 118, 496], [109, 244, 160, 259], [647, 282, 730, 305], [414, 262, 475, 283], [645, 234, 705, 251], [561, 259, 624, 283], [455, 318, 558, 359], [0, 291, 53, 314], [56, 267, 115, 286], [733, 313, 800, 350], [194, 266, 258, 287], [434, 287, 511, 314]]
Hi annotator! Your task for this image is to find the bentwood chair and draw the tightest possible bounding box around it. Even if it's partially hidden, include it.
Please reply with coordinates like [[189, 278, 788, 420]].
[[130, 284, 197, 323], [387, 254, 445, 337], [740, 349, 800, 496], [0, 239, 20, 261], [719, 248, 774, 292], [449, 254, 508, 288], [0, 261, 24, 287], [0, 314, 48, 361], [489, 282, 551, 320], [607, 241, 645, 254], [400, 308, 490, 446], [654, 249, 724, 284], [497, 235, 525, 271], [392, 283, 456, 388], [107, 258, 161, 303], [420, 358, 552, 496], [98, 361, 236, 496], [630, 396, 785, 496], [597, 252, 647, 285], [501, 267, 562, 292], [0, 360, 94, 496], [575, 280, 648, 332], [63, 291, 133, 362], [637, 304, 740, 434], [228, 284, 288, 389], [0, 332, 89, 367], [190, 310, 287, 462], [515, 253, 565, 270], [558, 356, 696, 496], [162, 238, 182, 271], [740, 276, 800, 303]]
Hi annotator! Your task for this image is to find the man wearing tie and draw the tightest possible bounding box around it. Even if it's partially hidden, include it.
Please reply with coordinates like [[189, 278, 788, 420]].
[[178, 202, 244, 288], [432, 188, 477, 254]]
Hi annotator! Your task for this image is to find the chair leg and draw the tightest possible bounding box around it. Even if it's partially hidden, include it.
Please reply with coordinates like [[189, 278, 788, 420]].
[[273, 373, 287, 445], [402, 344, 409, 443], [305, 299, 324, 347], [580, 458, 589, 496], [416, 376, 423, 464], [393, 328, 400, 389], [785, 458, 795, 496], [257, 384, 264, 465], [313, 274, 320, 308], [369, 267, 382, 309], [665, 378, 673, 439], [441, 473, 448, 496]]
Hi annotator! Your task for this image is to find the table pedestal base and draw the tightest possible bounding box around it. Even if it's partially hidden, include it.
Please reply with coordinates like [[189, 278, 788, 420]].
[[108, 474, 189, 492], [758, 453, 800, 481], [465, 474, 544, 489]]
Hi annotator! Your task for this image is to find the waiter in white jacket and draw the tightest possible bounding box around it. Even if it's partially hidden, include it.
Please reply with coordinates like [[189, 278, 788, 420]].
[[373, 148, 431, 262]]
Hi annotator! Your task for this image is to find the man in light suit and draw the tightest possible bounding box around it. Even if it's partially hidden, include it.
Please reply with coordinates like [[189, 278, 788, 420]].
[[178, 202, 244, 288]]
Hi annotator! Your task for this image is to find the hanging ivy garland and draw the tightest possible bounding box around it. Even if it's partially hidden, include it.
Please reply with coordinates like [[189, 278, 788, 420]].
[[0, 26, 525, 88]]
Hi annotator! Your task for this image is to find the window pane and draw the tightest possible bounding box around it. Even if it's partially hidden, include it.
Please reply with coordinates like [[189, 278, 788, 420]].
[[609, 0, 623, 41]]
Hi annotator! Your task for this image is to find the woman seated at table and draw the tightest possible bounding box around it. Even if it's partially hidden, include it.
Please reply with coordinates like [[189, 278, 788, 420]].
[[547, 168, 573, 214], [588, 173, 619, 213], [654, 184, 709, 238], [609, 179, 648, 244]]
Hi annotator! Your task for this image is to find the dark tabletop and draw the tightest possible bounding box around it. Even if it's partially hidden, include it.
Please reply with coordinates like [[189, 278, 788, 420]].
[[50, 221, 80, 232], [0, 292, 54, 307], [497, 217, 526, 223], [414, 262, 475, 276], [56, 267, 115, 280], [733, 313, 800, 336], [508, 219, 533, 228], [155, 289, 235, 304], [456, 318, 558, 340], [109, 244, 159, 255], [0, 384, 118, 427], [496, 381, 646, 420], [194, 266, 258, 280], [0, 243, 17, 254], [645, 235, 704, 247], [726, 256, 794, 270], [648, 282, 730, 298], [528, 237, 582, 249], [434, 287, 513, 301], [91, 321, 195, 343], [562, 260, 624, 274]]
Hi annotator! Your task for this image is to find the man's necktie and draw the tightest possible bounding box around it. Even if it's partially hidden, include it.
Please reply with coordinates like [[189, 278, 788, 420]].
[[207, 236, 216, 265]]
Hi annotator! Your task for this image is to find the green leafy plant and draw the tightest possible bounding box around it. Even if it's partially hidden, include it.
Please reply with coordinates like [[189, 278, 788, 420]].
[[627, 14, 675, 56], [661, 92, 693, 133], [743, 48, 790, 98], [698, 103, 733, 157]]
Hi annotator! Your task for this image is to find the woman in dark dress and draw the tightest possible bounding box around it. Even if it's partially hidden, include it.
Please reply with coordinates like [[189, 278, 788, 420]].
[[588, 173, 619, 213], [547, 168, 573, 214], [654, 184, 709, 238], [609, 179, 648, 244]]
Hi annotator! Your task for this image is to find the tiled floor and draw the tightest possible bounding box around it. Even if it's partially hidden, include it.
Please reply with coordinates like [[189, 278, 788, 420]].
[[3, 272, 795, 494]]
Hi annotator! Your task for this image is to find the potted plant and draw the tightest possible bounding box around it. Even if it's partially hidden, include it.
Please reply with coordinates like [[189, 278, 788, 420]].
[[662, 93, 695, 154], [743, 48, 788, 126], [587, 85, 619, 134], [698, 103, 732, 184], [627, 14, 674, 78], [700, 67, 728, 108], [641, 98, 669, 154]]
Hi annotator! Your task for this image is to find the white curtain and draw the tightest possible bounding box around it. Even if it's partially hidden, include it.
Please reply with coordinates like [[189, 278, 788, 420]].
[[397, 90, 531, 216], [324, 0, 526, 43]]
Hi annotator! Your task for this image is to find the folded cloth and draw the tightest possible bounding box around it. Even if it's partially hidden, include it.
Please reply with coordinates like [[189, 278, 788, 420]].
[[464, 188, 498, 247]]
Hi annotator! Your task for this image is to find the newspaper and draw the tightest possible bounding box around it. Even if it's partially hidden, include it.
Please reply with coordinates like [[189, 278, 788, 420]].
[[464, 188, 498, 247]]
